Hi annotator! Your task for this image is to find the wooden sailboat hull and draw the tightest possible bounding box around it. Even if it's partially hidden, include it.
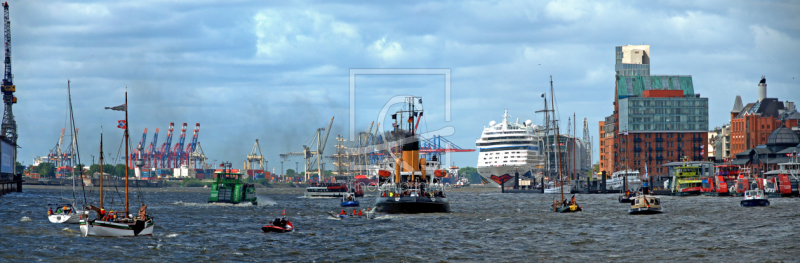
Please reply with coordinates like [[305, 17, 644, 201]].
[[79, 219, 154, 237]]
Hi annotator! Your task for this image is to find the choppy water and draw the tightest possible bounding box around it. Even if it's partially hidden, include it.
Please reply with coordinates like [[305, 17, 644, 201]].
[[2, 186, 799, 262]]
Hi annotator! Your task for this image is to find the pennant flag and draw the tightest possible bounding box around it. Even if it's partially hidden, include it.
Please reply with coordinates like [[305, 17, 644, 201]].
[[281, 209, 285, 216], [117, 120, 126, 129], [105, 103, 127, 111]]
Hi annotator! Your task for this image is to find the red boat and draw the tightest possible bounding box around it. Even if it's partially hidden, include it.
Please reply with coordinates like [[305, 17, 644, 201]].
[[701, 165, 739, 196], [262, 220, 293, 233]]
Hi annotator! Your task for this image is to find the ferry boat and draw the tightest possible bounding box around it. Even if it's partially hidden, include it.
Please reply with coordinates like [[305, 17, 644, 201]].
[[607, 169, 642, 192], [374, 97, 450, 213], [628, 195, 663, 214], [669, 157, 703, 196], [731, 168, 756, 197], [475, 110, 545, 187], [304, 182, 363, 198], [208, 163, 258, 205], [543, 181, 572, 194], [740, 189, 769, 207]]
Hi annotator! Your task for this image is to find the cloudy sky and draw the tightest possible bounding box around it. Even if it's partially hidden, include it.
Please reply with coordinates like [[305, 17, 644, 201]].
[[11, 0, 800, 172]]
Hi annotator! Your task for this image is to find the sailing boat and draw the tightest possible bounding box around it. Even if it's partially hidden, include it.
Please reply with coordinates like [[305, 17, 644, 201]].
[[48, 81, 87, 224], [547, 76, 581, 213], [80, 91, 154, 237]]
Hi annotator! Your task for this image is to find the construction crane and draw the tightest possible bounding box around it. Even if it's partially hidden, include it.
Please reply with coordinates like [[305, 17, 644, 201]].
[[1, 2, 17, 145], [246, 139, 266, 179], [144, 128, 159, 168], [280, 116, 334, 182]]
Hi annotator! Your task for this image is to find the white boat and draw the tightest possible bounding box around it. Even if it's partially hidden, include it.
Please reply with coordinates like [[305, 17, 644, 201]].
[[47, 82, 86, 224], [740, 189, 770, 207], [628, 195, 663, 214], [475, 110, 546, 187], [543, 181, 573, 194], [607, 169, 642, 192], [80, 218, 155, 237], [82, 92, 154, 237]]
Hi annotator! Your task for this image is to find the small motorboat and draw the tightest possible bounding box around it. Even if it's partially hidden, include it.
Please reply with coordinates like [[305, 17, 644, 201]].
[[740, 189, 770, 207], [47, 204, 87, 224], [340, 192, 359, 207], [327, 208, 374, 220], [628, 195, 663, 214], [262, 219, 293, 233], [618, 191, 636, 203]]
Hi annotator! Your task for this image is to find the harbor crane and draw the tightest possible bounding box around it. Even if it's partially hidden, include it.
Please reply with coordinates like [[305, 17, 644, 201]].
[[280, 116, 334, 182], [246, 139, 266, 179], [1, 2, 17, 145], [189, 141, 208, 170]]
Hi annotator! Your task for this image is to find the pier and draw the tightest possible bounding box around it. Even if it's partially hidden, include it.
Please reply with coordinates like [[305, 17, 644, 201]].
[[0, 174, 22, 195]]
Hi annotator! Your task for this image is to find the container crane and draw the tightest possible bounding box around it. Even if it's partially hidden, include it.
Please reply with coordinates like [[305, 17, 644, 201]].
[[280, 116, 334, 182], [158, 122, 174, 168], [144, 128, 159, 168], [170, 123, 187, 167], [182, 123, 199, 167], [246, 139, 266, 179]]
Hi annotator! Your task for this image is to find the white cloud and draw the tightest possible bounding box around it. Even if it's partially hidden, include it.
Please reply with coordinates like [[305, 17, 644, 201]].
[[545, 0, 591, 22], [253, 9, 361, 62], [369, 37, 404, 61]]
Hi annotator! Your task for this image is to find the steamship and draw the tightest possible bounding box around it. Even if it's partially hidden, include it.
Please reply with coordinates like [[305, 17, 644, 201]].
[[373, 97, 451, 213]]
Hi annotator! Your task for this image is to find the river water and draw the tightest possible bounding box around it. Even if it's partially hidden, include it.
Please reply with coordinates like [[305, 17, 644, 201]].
[[2, 186, 798, 262]]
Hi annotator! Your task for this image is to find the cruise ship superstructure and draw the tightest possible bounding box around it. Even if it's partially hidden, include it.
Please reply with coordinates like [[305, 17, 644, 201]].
[[476, 110, 546, 187]]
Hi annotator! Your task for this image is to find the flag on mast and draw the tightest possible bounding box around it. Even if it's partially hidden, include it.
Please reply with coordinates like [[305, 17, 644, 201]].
[[105, 103, 127, 111], [117, 120, 126, 129]]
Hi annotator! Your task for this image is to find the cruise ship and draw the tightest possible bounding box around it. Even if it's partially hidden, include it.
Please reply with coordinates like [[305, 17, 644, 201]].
[[476, 110, 546, 187]]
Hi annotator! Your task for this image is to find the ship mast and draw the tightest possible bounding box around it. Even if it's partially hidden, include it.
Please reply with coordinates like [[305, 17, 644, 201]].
[[550, 76, 564, 203], [99, 127, 104, 208], [124, 91, 129, 216]]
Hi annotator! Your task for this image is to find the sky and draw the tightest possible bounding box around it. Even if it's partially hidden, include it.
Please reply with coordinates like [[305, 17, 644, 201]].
[[11, 0, 800, 172]]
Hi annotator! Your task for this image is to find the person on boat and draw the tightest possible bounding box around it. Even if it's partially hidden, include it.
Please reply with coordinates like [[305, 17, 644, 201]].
[[279, 218, 286, 227], [63, 205, 70, 215], [273, 218, 280, 226], [357, 210, 363, 217], [48, 207, 53, 216], [56, 207, 62, 214], [138, 205, 147, 220], [339, 209, 347, 216], [351, 209, 357, 216]]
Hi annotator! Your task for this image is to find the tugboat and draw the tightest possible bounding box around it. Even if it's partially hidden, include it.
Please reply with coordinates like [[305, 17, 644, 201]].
[[208, 162, 258, 205], [373, 97, 450, 214], [740, 189, 770, 207], [628, 195, 663, 214]]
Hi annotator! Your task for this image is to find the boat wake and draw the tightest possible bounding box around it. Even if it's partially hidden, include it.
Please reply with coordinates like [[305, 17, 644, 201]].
[[20, 216, 31, 222], [61, 227, 79, 233], [255, 195, 277, 206], [165, 233, 179, 238]]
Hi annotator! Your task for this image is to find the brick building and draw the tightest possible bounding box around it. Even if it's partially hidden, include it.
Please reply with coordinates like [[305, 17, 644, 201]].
[[730, 77, 799, 158], [598, 45, 709, 177]]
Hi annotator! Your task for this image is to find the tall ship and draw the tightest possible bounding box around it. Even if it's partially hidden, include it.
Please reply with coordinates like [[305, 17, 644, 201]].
[[475, 110, 545, 187], [374, 97, 450, 213]]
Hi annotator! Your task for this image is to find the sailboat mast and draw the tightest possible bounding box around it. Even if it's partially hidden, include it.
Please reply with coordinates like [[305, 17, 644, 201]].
[[100, 127, 104, 208], [550, 76, 564, 202], [124, 91, 129, 216], [68, 80, 76, 208]]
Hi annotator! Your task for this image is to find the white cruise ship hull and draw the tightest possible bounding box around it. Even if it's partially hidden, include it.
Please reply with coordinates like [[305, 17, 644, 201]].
[[477, 166, 533, 188]]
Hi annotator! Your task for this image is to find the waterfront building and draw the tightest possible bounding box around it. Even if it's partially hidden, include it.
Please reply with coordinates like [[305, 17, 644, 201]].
[[599, 45, 709, 178], [730, 77, 799, 159]]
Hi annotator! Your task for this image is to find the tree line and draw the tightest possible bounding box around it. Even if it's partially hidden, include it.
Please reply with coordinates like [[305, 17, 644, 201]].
[[28, 162, 134, 178]]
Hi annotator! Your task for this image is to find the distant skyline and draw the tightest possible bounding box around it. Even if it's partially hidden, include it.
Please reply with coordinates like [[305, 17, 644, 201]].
[[12, 0, 800, 171]]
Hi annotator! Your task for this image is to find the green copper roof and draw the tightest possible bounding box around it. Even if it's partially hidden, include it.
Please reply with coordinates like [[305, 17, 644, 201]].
[[616, 75, 694, 98]]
